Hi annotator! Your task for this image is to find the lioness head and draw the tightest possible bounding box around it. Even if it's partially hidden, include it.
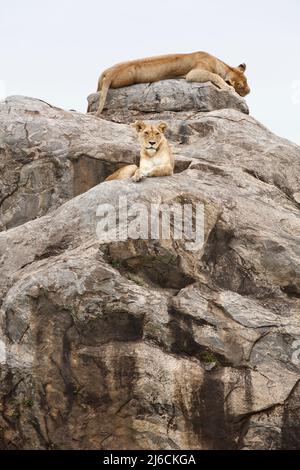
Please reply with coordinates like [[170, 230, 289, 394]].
[[133, 121, 168, 155], [226, 63, 250, 97]]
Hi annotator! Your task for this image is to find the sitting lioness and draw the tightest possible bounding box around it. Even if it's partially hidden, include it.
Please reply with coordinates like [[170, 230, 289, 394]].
[[106, 121, 174, 183], [92, 51, 250, 115]]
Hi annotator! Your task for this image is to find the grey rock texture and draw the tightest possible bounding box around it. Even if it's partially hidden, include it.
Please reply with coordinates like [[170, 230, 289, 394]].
[[0, 96, 139, 230], [87, 79, 249, 122], [0, 83, 300, 450]]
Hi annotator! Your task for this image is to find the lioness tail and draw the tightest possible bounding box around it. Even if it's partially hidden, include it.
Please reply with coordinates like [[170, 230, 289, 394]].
[[96, 74, 111, 116]]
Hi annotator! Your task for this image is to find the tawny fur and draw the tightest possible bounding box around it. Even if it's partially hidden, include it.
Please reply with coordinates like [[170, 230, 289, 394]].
[[91, 51, 250, 115], [106, 121, 174, 183]]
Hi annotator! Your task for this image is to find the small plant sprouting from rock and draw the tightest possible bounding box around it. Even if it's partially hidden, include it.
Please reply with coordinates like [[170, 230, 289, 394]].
[[22, 399, 34, 408], [111, 259, 122, 269], [200, 351, 218, 364], [72, 384, 84, 397], [126, 272, 146, 287]]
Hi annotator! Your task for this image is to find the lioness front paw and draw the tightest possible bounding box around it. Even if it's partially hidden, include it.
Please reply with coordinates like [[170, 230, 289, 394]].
[[132, 170, 146, 182], [220, 85, 235, 94]]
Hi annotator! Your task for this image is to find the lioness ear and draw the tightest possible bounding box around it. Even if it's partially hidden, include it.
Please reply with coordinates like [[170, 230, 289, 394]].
[[157, 122, 168, 133], [132, 120, 146, 133], [238, 63, 246, 72]]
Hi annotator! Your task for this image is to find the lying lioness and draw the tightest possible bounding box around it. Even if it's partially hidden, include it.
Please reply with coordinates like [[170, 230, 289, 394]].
[[106, 121, 174, 183], [93, 51, 250, 115]]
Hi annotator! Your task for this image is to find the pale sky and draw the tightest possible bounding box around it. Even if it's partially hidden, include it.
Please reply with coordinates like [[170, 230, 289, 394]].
[[1, 0, 300, 145]]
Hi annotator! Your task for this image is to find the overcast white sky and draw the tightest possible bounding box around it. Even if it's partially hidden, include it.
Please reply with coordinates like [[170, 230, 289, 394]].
[[1, 0, 300, 144]]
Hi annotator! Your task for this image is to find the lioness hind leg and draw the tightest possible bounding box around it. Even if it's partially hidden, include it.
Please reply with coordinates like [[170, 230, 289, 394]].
[[106, 164, 138, 181], [186, 69, 234, 91]]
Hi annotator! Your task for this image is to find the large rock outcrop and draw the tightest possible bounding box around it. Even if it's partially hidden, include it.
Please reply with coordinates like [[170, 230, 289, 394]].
[[87, 79, 249, 122], [0, 80, 300, 450]]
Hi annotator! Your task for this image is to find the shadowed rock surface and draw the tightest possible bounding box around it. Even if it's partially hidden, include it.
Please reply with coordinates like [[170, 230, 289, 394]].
[[0, 82, 300, 450]]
